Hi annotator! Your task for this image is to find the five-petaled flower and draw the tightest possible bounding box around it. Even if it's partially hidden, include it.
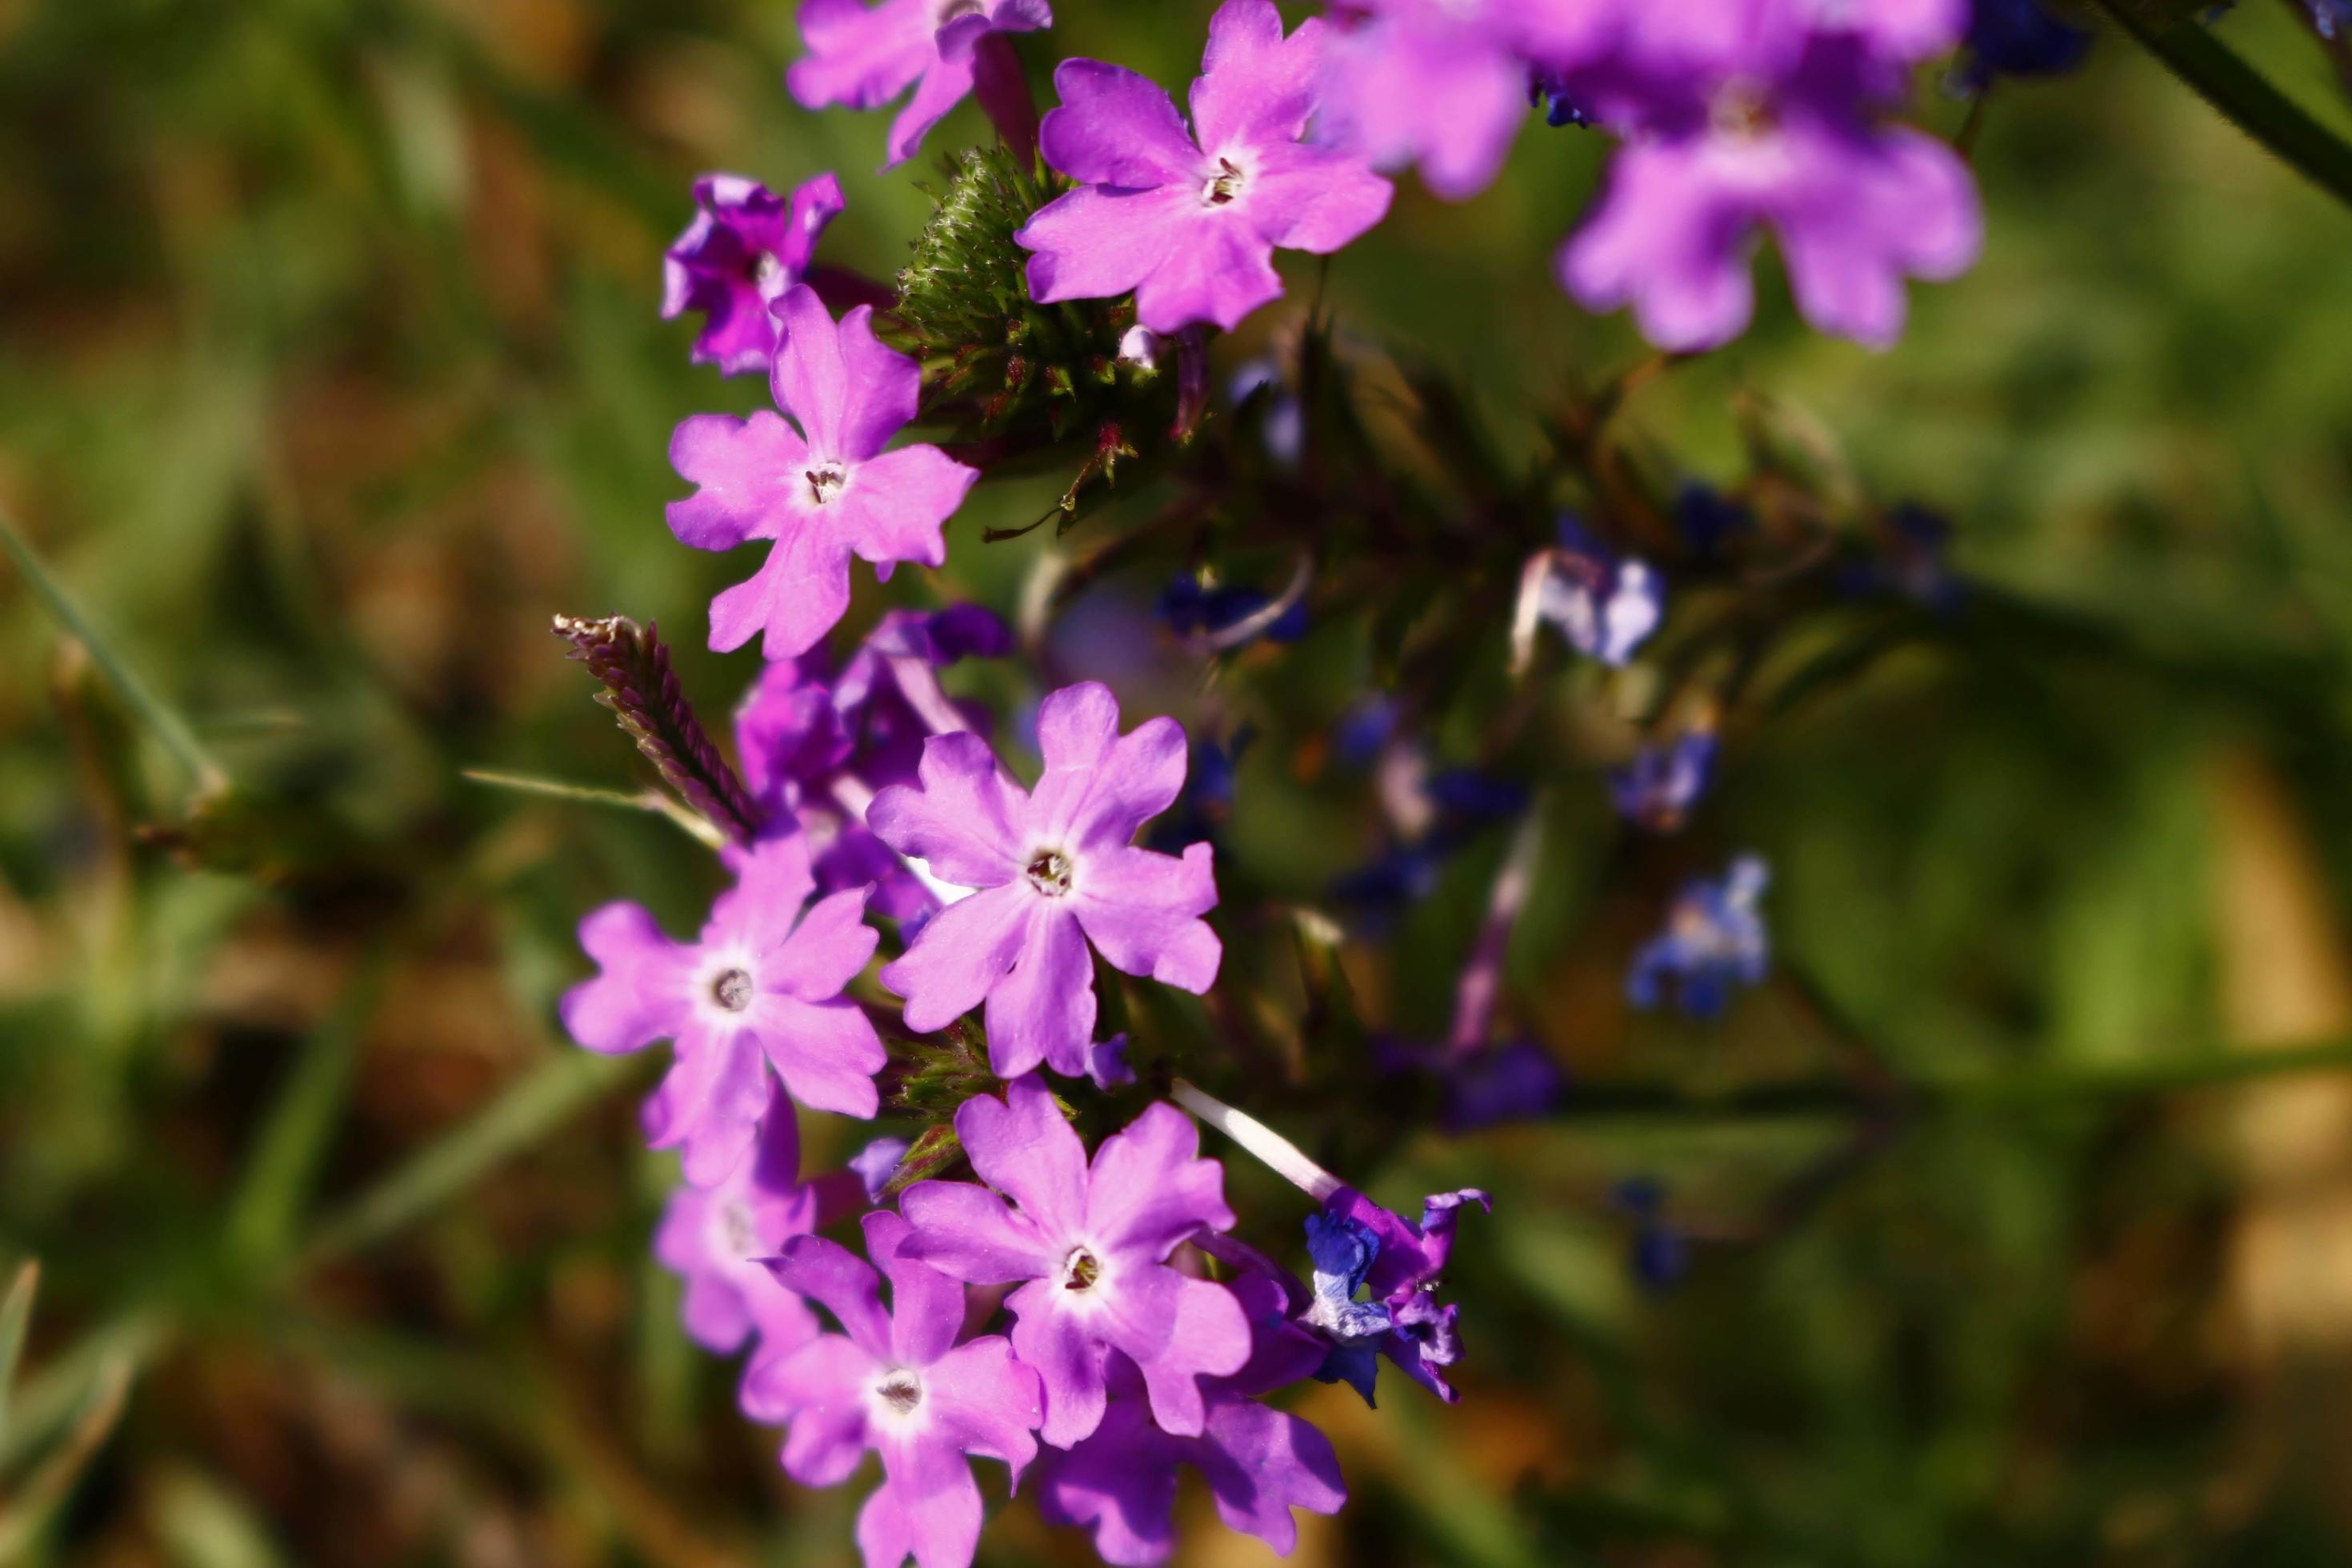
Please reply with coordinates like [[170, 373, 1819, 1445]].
[[1016, 0, 1394, 334], [746, 1210, 1043, 1568], [668, 284, 980, 659], [1557, 0, 1982, 351], [789, 0, 1053, 170], [869, 681, 1221, 1082], [662, 173, 846, 375], [654, 1108, 865, 1413], [561, 831, 886, 1186], [900, 1076, 1252, 1446]]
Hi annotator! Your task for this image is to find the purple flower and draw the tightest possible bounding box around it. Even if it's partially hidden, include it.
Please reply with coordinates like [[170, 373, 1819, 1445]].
[[1517, 519, 1663, 669], [869, 682, 1220, 1082], [1558, 0, 1982, 351], [746, 1210, 1042, 1568], [789, 0, 1052, 171], [1016, 0, 1394, 334], [850, 1136, 914, 1201], [1610, 729, 1718, 833], [1436, 1037, 1570, 1132], [1610, 1176, 1692, 1293], [668, 285, 980, 659], [1959, 0, 2092, 86], [899, 1076, 1252, 1446], [654, 1109, 866, 1406], [561, 832, 886, 1186], [1034, 1354, 1345, 1565], [1626, 853, 1771, 1017], [736, 606, 1014, 924], [1318, 0, 1614, 200], [662, 174, 846, 375], [1314, 1186, 1490, 1403]]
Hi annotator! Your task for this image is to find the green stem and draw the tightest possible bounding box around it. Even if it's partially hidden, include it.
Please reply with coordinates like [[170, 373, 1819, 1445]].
[[461, 767, 724, 849], [0, 509, 230, 795], [2091, 0, 2352, 212]]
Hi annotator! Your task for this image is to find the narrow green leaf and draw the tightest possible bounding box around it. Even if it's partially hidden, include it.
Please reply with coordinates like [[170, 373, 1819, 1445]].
[[223, 962, 384, 1270], [150, 1467, 292, 1568], [300, 1050, 643, 1267], [0, 508, 230, 794], [0, 1310, 170, 1479], [2091, 0, 2352, 211], [461, 767, 725, 849], [0, 1260, 38, 1446], [0, 1354, 134, 1561]]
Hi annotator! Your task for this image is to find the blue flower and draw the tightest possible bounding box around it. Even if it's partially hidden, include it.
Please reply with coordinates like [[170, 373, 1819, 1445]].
[[1158, 571, 1309, 646], [1230, 357, 1304, 467], [1302, 1211, 1394, 1405], [2314, 0, 2352, 39], [1527, 66, 1590, 128], [1627, 855, 1771, 1018], [1441, 1038, 1569, 1132], [1538, 518, 1664, 667], [1673, 483, 1752, 558], [1610, 1177, 1690, 1293], [1961, 0, 2093, 86], [1610, 730, 1718, 834]]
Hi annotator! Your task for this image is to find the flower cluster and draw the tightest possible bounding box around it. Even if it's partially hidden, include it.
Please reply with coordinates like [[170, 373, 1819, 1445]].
[[516, 0, 2195, 1557]]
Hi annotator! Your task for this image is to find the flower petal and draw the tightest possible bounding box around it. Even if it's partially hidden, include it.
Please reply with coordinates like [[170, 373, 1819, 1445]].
[[1071, 842, 1221, 993], [954, 1074, 1090, 1242], [1009, 1281, 1110, 1448], [867, 731, 1026, 889], [667, 410, 810, 550], [744, 1331, 873, 1478], [1190, 0, 1323, 156], [770, 884, 881, 1001], [1083, 1101, 1235, 1260], [982, 902, 1098, 1081], [767, 1233, 893, 1361], [1038, 59, 1202, 187], [755, 994, 884, 1118], [925, 1336, 1044, 1478], [645, 1022, 775, 1187], [878, 880, 1032, 1034], [706, 509, 855, 658], [901, 1180, 1059, 1284], [838, 443, 975, 570], [560, 902, 689, 1054]]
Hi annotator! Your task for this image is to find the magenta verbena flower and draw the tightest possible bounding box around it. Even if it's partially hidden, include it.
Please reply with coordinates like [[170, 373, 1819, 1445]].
[[662, 173, 846, 375], [654, 1108, 866, 1412], [867, 681, 1221, 1081], [1558, 0, 1981, 352], [746, 1209, 1042, 1568], [737, 606, 1013, 924], [789, 0, 1052, 171], [1016, 0, 1394, 334], [560, 831, 886, 1186], [668, 284, 980, 659], [899, 1075, 1252, 1447], [1034, 1350, 1346, 1566], [1316, 0, 1614, 202]]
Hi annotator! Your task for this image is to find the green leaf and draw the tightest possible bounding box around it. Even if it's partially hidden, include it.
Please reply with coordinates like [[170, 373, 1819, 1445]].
[[300, 1050, 644, 1268], [223, 962, 383, 1271], [2090, 0, 2352, 211], [0, 507, 229, 795], [0, 1260, 38, 1448]]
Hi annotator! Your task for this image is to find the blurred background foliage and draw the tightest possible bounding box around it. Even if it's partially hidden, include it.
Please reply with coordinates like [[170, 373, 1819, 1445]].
[[6, 0, 2352, 1563]]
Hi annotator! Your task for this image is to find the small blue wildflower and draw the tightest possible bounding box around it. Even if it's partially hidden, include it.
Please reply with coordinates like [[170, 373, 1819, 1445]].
[[1330, 695, 1401, 769], [1442, 1038, 1570, 1132], [1159, 570, 1310, 646], [1536, 517, 1664, 667], [1425, 769, 1530, 829], [1610, 730, 1719, 834], [1673, 482, 1753, 558], [1842, 502, 1962, 611], [1610, 1177, 1691, 1293], [2308, 0, 2352, 38], [1958, 0, 2092, 90], [1303, 1211, 1394, 1405], [1627, 854, 1771, 1018], [1527, 65, 1590, 127], [1330, 843, 1445, 919]]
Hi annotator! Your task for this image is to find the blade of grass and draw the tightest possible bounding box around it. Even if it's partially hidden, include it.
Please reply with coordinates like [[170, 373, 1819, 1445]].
[[2091, 0, 2352, 211], [0, 1354, 133, 1560], [223, 958, 386, 1271], [0, 1262, 37, 1448], [0, 508, 230, 794], [0, 1311, 169, 1480], [299, 1050, 646, 1269], [461, 768, 724, 849]]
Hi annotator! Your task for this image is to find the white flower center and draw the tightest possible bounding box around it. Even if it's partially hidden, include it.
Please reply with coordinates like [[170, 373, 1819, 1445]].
[[1201, 157, 1246, 207], [874, 1367, 924, 1416], [1059, 1246, 1103, 1293], [711, 967, 754, 1012], [1025, 849, 1074, 898], [804, 462, 848, 506], [717, 1198, 758, 1259], [752, 251, 785, 294], [1708, 79, 1776, 141]]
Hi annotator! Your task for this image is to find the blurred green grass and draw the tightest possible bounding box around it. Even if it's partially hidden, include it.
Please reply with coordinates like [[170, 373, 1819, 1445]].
[[6, 1, 2352, 1564]]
